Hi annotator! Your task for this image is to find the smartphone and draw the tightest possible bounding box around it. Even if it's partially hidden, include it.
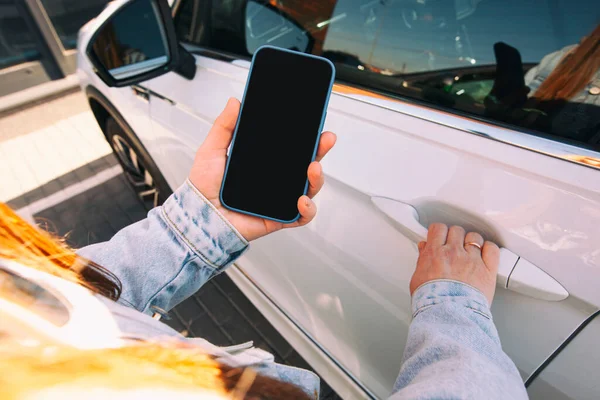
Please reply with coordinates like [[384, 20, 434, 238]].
[[220, 46, 335, 223]]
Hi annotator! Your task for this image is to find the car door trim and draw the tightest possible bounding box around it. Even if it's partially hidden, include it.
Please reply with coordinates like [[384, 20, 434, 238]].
[[525, 309, 600, 388], [179, 45, 600, 172], [133, 84, 176, 105], [329, 82, 600, 171]]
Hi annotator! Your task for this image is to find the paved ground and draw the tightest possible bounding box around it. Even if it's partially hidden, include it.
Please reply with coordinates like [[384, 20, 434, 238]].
[[1, 91, 340, 399]]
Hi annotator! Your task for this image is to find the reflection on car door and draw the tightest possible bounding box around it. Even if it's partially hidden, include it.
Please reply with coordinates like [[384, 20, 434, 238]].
[[144, 1, 600, 397], [248, 89, 599, 396], [140, 55, 249, 190], [144, 53, 600, 398]]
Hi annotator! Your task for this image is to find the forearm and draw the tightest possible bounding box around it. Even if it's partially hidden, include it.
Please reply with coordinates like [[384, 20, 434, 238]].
[[390, 280, 527, 400], [78, 179, 248, 314]]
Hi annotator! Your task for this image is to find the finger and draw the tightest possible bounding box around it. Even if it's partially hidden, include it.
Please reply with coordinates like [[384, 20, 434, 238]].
[[306, 162, 324, 198], [464, 231, 485, 257], [427, 223, 448, 248], [294, 195, 317, 227], [203, 98, 241, 151], [482, 241, 500, 273], [315, 132, 337, 162], [446, 225, 466, 248], [418, 241, 427, 253]]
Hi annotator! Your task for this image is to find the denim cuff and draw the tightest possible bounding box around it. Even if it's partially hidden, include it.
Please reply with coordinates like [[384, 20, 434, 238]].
[[411, 280, 491, 319], [162, 179, 248, 269]]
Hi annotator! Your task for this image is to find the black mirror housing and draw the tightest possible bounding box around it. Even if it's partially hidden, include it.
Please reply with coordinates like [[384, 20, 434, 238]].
[[173, 45, 197, 81], [86, 0, 181, 88]]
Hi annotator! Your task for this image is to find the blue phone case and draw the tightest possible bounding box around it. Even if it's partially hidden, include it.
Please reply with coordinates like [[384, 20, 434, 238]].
[[219, 45, 336, 224]]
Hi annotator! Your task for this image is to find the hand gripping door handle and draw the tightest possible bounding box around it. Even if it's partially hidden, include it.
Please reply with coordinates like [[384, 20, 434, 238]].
[[371, 197, 569, 301]]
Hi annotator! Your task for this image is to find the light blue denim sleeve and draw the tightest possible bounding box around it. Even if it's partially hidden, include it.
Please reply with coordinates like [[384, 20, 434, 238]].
[[77, 179, 248, 315], [391, 280, 528, 400]]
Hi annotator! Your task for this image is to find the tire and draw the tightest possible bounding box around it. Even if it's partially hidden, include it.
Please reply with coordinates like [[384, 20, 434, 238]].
[[105, 117, 172, 209]]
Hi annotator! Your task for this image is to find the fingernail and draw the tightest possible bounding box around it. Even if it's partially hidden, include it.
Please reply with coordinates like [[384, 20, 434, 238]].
[[305, 198, 311, 208]]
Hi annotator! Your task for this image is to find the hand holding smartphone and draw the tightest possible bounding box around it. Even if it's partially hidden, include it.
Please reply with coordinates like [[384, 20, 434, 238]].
[[188, 46, 336, 242], [220, 46, 336, 223]]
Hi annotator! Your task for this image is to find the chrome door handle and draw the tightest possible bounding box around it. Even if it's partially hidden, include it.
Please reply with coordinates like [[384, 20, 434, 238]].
[[132, 85, 150, 102], [371, 196, 569, 301]]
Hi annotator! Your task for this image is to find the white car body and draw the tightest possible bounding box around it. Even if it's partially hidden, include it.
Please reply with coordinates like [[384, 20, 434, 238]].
[[0, 259, 123, 350], [77, 1, 600, 398]]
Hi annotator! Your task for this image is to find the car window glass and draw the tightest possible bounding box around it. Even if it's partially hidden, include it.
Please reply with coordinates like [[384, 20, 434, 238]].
[[175, 0, 600, 151], [0, 268, 70, 326], [244, 1, 311, 54], [175, 0, 249, 56]]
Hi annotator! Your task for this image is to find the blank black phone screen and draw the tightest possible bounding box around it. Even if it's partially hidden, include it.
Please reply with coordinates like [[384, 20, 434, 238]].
[[221, 47, 334, 222]]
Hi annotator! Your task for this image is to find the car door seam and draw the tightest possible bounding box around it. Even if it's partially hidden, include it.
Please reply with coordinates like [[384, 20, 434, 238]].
[[137, 84, 176, 105], [504, 256, 520, 288], [524, 309, 600, 388]]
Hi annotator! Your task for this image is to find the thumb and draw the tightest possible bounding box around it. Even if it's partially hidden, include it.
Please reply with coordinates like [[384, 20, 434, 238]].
[[482, 241, 500, 273], [418, 241, 426, 253], [203, 98, 240, 151]]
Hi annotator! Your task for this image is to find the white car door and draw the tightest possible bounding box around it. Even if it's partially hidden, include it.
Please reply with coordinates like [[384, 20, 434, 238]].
[[526, 311, 600, 399], [142, 0, 600, 398]]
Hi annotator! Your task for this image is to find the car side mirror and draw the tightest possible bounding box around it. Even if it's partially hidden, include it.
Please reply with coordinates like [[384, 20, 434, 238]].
[[87, 0, 182, 87]]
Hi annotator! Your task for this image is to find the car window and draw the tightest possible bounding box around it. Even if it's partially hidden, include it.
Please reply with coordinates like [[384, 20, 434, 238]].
[[175, 0, 249, 56], [175, 0, 600, 151], [0, 268, 70, 326]]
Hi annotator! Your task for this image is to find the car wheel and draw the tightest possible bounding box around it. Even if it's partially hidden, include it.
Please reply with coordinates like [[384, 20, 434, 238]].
[[105, 117, 171, 209]]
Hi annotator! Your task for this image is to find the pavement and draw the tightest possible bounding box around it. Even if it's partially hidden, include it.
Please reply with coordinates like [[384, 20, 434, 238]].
[[0, 91, 340, 399]]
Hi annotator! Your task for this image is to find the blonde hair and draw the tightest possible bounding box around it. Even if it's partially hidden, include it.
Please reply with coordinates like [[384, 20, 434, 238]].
[[0, 203, 312, 400], [0, 339, 311, 400], [0, 343, 226, 399], [0, 203, 121, 299]]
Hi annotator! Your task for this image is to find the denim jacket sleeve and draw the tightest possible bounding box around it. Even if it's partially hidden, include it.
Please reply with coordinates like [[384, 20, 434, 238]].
[[77, 179, 248, 315], [390, 280, 528, 400]]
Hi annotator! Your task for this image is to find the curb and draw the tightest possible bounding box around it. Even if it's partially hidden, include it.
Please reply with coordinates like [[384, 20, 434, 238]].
[[0, 75, 80, 116]]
